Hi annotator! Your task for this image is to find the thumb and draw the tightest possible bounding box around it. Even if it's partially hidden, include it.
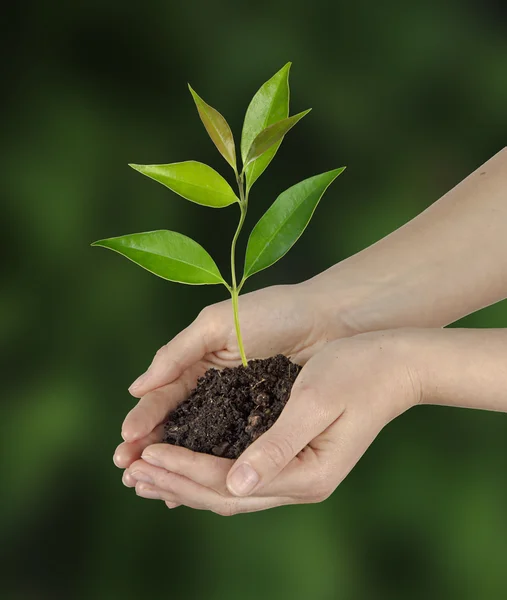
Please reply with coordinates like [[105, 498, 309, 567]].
[[226, 382, 332, 497]]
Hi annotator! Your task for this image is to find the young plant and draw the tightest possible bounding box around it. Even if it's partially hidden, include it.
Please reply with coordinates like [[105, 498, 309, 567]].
[[92, 63, 345, 367]]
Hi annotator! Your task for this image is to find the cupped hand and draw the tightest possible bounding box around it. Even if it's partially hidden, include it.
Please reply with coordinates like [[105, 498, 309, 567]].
[[121, 329, 421, 514], [114, 282, 356, 471]]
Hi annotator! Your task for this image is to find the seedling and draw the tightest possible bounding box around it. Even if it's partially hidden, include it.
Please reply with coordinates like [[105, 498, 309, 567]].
[[92, 63, 345, 366]]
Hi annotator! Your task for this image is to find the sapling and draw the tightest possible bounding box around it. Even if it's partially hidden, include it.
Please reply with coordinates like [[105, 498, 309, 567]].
[[92, 63, 345, 369]]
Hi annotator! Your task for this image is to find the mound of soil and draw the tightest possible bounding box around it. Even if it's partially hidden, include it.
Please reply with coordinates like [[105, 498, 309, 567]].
[[162, 354, 301, 459]]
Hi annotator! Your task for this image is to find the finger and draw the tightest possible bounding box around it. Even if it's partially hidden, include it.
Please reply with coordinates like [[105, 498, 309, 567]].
[[122, 369, 198, 442], [136, 445, 316, 500], [226, 379, 341, 497], [129, 454, 229, 497], [114, 425, 164, 468], [140, 444, 233, 494], [128, 307, 229, 397], [133, 470, 292, 515]]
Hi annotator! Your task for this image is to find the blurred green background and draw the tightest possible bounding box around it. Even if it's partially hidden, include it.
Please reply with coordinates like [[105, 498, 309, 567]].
[[2, 1, 507, 598]]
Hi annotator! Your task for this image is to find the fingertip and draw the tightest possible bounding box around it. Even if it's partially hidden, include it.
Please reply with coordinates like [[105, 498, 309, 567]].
[[128, 372, 148, 396], [113, 444, 130, 468], [128, 385, 144, 398], [122, 470, 136, 487], [120, 427, 139, 443], [121, 414, 146, 442]]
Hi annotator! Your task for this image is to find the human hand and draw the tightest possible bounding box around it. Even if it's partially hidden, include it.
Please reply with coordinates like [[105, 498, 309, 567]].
[[122, 329, 420, 514], [113, 281, 359, 472]]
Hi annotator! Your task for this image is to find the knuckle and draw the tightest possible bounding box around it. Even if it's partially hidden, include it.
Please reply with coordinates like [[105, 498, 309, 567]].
[[291, 381, 329, 418], [154, 343, 168, 359], [308, 470, 333, 503], [197, 304, 218, 323], [292, 380, 321, 408], [311, 485, 332, 504], [259, 435, 294, 471]]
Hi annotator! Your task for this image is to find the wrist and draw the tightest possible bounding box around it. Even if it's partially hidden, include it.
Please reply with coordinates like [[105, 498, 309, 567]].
[[391, 328, 453, 409], [406, 328, 507, 411], [371, 328, 426, 417], [304, 263, 399, 338]]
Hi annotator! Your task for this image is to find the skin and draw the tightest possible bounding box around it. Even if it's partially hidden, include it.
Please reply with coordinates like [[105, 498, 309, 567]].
[[114, 147, 507, 515]]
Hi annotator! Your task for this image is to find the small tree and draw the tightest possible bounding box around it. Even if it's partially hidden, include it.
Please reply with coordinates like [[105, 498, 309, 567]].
[[92, 63, 345, 366]]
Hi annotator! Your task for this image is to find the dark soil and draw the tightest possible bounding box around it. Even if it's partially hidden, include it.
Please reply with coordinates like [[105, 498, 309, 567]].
[[162, 355, 301, 459]]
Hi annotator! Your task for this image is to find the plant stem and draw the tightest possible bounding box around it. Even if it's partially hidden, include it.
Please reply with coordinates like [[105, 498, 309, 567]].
[[230, 174, 248, 366]]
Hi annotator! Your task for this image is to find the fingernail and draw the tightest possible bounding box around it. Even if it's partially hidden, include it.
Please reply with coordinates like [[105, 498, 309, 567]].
[[129, 372, 147, 393], [141, 452, 161, 467], [131, 470, 154, 485], [227, 463, 259, 496]]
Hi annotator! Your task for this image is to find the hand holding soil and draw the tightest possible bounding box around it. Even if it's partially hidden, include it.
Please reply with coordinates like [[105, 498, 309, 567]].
[[119, 325, 507, 515], [114, 282, 355, 468], [113, 148, 507, 513], [119, 329, 420, 512]]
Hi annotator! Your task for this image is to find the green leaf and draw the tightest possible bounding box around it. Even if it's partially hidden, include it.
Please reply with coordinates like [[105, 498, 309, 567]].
[[91, 230, 225, 285], [129, 161, 239, 208], [244, 109, 311, 167], [188, 85, 237, 172], [243, 168, 346, 279], [241, 62, 291, 190]]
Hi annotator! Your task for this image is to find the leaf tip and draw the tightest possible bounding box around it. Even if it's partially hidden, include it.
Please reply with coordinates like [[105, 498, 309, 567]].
[[128, 163, 144, 173], [188, 84, 204, 107], [330, 166, 347, 180]]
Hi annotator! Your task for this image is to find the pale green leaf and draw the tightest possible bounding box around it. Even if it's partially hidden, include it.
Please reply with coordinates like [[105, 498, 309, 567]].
[[243, 168, 346, 279], [188, 85, 237, 172], [91, 230, 225, 285], [241, 62, 291, 190], [129, 161, 239, 208], [244, 109, 311, 167]]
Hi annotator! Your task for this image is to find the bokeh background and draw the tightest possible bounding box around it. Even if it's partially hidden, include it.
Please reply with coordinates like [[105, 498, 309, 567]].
[[2, 1, 507, 598]]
